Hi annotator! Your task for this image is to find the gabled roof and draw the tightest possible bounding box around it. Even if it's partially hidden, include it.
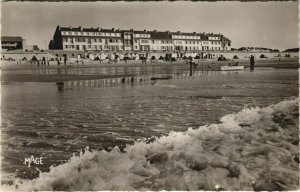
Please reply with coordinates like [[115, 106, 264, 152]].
[[1, 36, 23, 42]]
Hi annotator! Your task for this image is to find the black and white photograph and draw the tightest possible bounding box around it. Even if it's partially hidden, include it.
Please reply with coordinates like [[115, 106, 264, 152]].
[[1, 1, 299, 191]]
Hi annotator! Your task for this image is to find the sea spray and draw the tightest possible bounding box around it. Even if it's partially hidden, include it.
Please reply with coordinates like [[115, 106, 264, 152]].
[[3, 98, 299, 191]]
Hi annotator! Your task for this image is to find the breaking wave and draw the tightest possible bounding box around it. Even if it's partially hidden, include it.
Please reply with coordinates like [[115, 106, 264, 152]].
[[4, 98, 299, 191]]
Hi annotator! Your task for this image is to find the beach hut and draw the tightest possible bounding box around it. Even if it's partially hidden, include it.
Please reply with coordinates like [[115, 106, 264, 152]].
[[135, 53, 140, 60], [119, 53, 124, 60], [88, 53, 95, 60], [100, 53, 106, 61], [191, 52, 197, 58], [95, 53, 100, 60], [110, 53, 115, 61], [172, 53, 177, 59]]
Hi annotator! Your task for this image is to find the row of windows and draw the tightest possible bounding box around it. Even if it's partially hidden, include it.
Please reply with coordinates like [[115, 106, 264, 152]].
[[63, 38, 123, 43], [65, 44, 123, 50], [133, 34, 150, 38], [62, 37, 224, 44], [63, 38, 225, 46], [172, 35, 201, 40], [64, 44, 225, 51], [208, 36, 221, 40], [132, 46, 223, 51], [62, 31, 121, 37]]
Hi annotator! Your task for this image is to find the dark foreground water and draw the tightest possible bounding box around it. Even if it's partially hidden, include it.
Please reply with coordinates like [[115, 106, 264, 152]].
[[1, 68, 299, 190]]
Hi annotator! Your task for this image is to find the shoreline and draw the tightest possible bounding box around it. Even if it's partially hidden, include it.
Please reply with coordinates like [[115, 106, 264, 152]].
[[1, 59, 298, 83]]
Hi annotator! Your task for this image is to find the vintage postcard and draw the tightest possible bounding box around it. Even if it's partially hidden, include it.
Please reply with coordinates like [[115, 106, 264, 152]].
[[1, 1, 299, 191]]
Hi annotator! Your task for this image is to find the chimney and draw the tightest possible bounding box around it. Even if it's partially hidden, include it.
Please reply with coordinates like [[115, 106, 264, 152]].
[[154, 30, 157, 33], [112, 28, 115, 32], [79, 26, 82, 31], [177, 31, 180, 34], [144, 29, 147, 32], [130, 29, 134, 32], [193, 32, 196, 34], [97, 27, 99, 31]]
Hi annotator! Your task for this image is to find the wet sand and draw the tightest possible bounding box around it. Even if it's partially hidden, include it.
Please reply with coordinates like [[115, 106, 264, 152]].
[[1, 58, 298, 83]]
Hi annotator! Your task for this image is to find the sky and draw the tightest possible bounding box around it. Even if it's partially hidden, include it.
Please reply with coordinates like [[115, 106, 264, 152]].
[[1, 1, 298, 51]]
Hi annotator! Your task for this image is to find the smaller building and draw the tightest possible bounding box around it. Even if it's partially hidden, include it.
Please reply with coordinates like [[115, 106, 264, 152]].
[[1, 36, 25, 51], [25, 45, 40, 51]]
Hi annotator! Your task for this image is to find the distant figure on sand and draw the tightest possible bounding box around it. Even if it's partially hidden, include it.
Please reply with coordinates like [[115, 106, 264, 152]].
[[188, 56, 193, 76], [250, 55, 255, 71], [64, 56, 67, 66]]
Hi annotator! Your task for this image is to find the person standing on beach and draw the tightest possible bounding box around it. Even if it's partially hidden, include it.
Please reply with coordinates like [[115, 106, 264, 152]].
[[64, 56, 67, 66], [189, 56, 193, 76], [250, 55, 255, 71]]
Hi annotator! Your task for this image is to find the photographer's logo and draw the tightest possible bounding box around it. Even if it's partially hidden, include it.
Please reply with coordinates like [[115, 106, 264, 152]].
[[24, 156, 44, 167]]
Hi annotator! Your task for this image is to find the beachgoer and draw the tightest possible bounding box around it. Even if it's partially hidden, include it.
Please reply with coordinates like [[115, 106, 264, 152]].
[[64, 56, 67, 66], [250, 55, 255, 71], [42, 57, 46, 66], [189, 56, 193, 76]]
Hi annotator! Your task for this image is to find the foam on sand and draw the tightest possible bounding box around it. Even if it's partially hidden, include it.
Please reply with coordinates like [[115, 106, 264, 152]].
[[3, 98, 299, 191]]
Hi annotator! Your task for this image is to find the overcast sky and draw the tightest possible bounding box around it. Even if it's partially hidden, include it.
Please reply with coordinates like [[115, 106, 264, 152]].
[[1, 1, 298, 50]]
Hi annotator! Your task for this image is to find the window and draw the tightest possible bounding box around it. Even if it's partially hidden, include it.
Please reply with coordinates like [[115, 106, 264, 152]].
[[141, 39, 149, 43], [176, 40, 182, 44]]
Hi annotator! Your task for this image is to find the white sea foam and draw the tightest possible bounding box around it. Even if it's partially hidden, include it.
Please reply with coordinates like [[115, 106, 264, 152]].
[[3, 98, 299, 191]]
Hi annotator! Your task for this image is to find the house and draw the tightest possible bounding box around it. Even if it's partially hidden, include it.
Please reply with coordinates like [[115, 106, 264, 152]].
[[1, 36, 25, 51]]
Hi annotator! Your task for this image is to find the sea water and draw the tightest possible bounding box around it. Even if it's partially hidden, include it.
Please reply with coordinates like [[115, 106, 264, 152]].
[[1, 68, 299, 190]]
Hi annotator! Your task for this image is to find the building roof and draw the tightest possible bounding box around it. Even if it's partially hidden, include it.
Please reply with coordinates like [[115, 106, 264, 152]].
[[149, 31, 172, 39], [1, 36, 23, 42], [57, 26, 231, 41]]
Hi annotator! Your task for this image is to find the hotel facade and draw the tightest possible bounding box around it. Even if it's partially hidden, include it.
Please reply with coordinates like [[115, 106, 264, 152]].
[[49, 26, 231, 52]]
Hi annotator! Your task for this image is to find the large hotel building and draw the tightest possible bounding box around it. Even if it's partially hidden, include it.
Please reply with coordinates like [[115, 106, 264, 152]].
[[49, 26, 231, 52]]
